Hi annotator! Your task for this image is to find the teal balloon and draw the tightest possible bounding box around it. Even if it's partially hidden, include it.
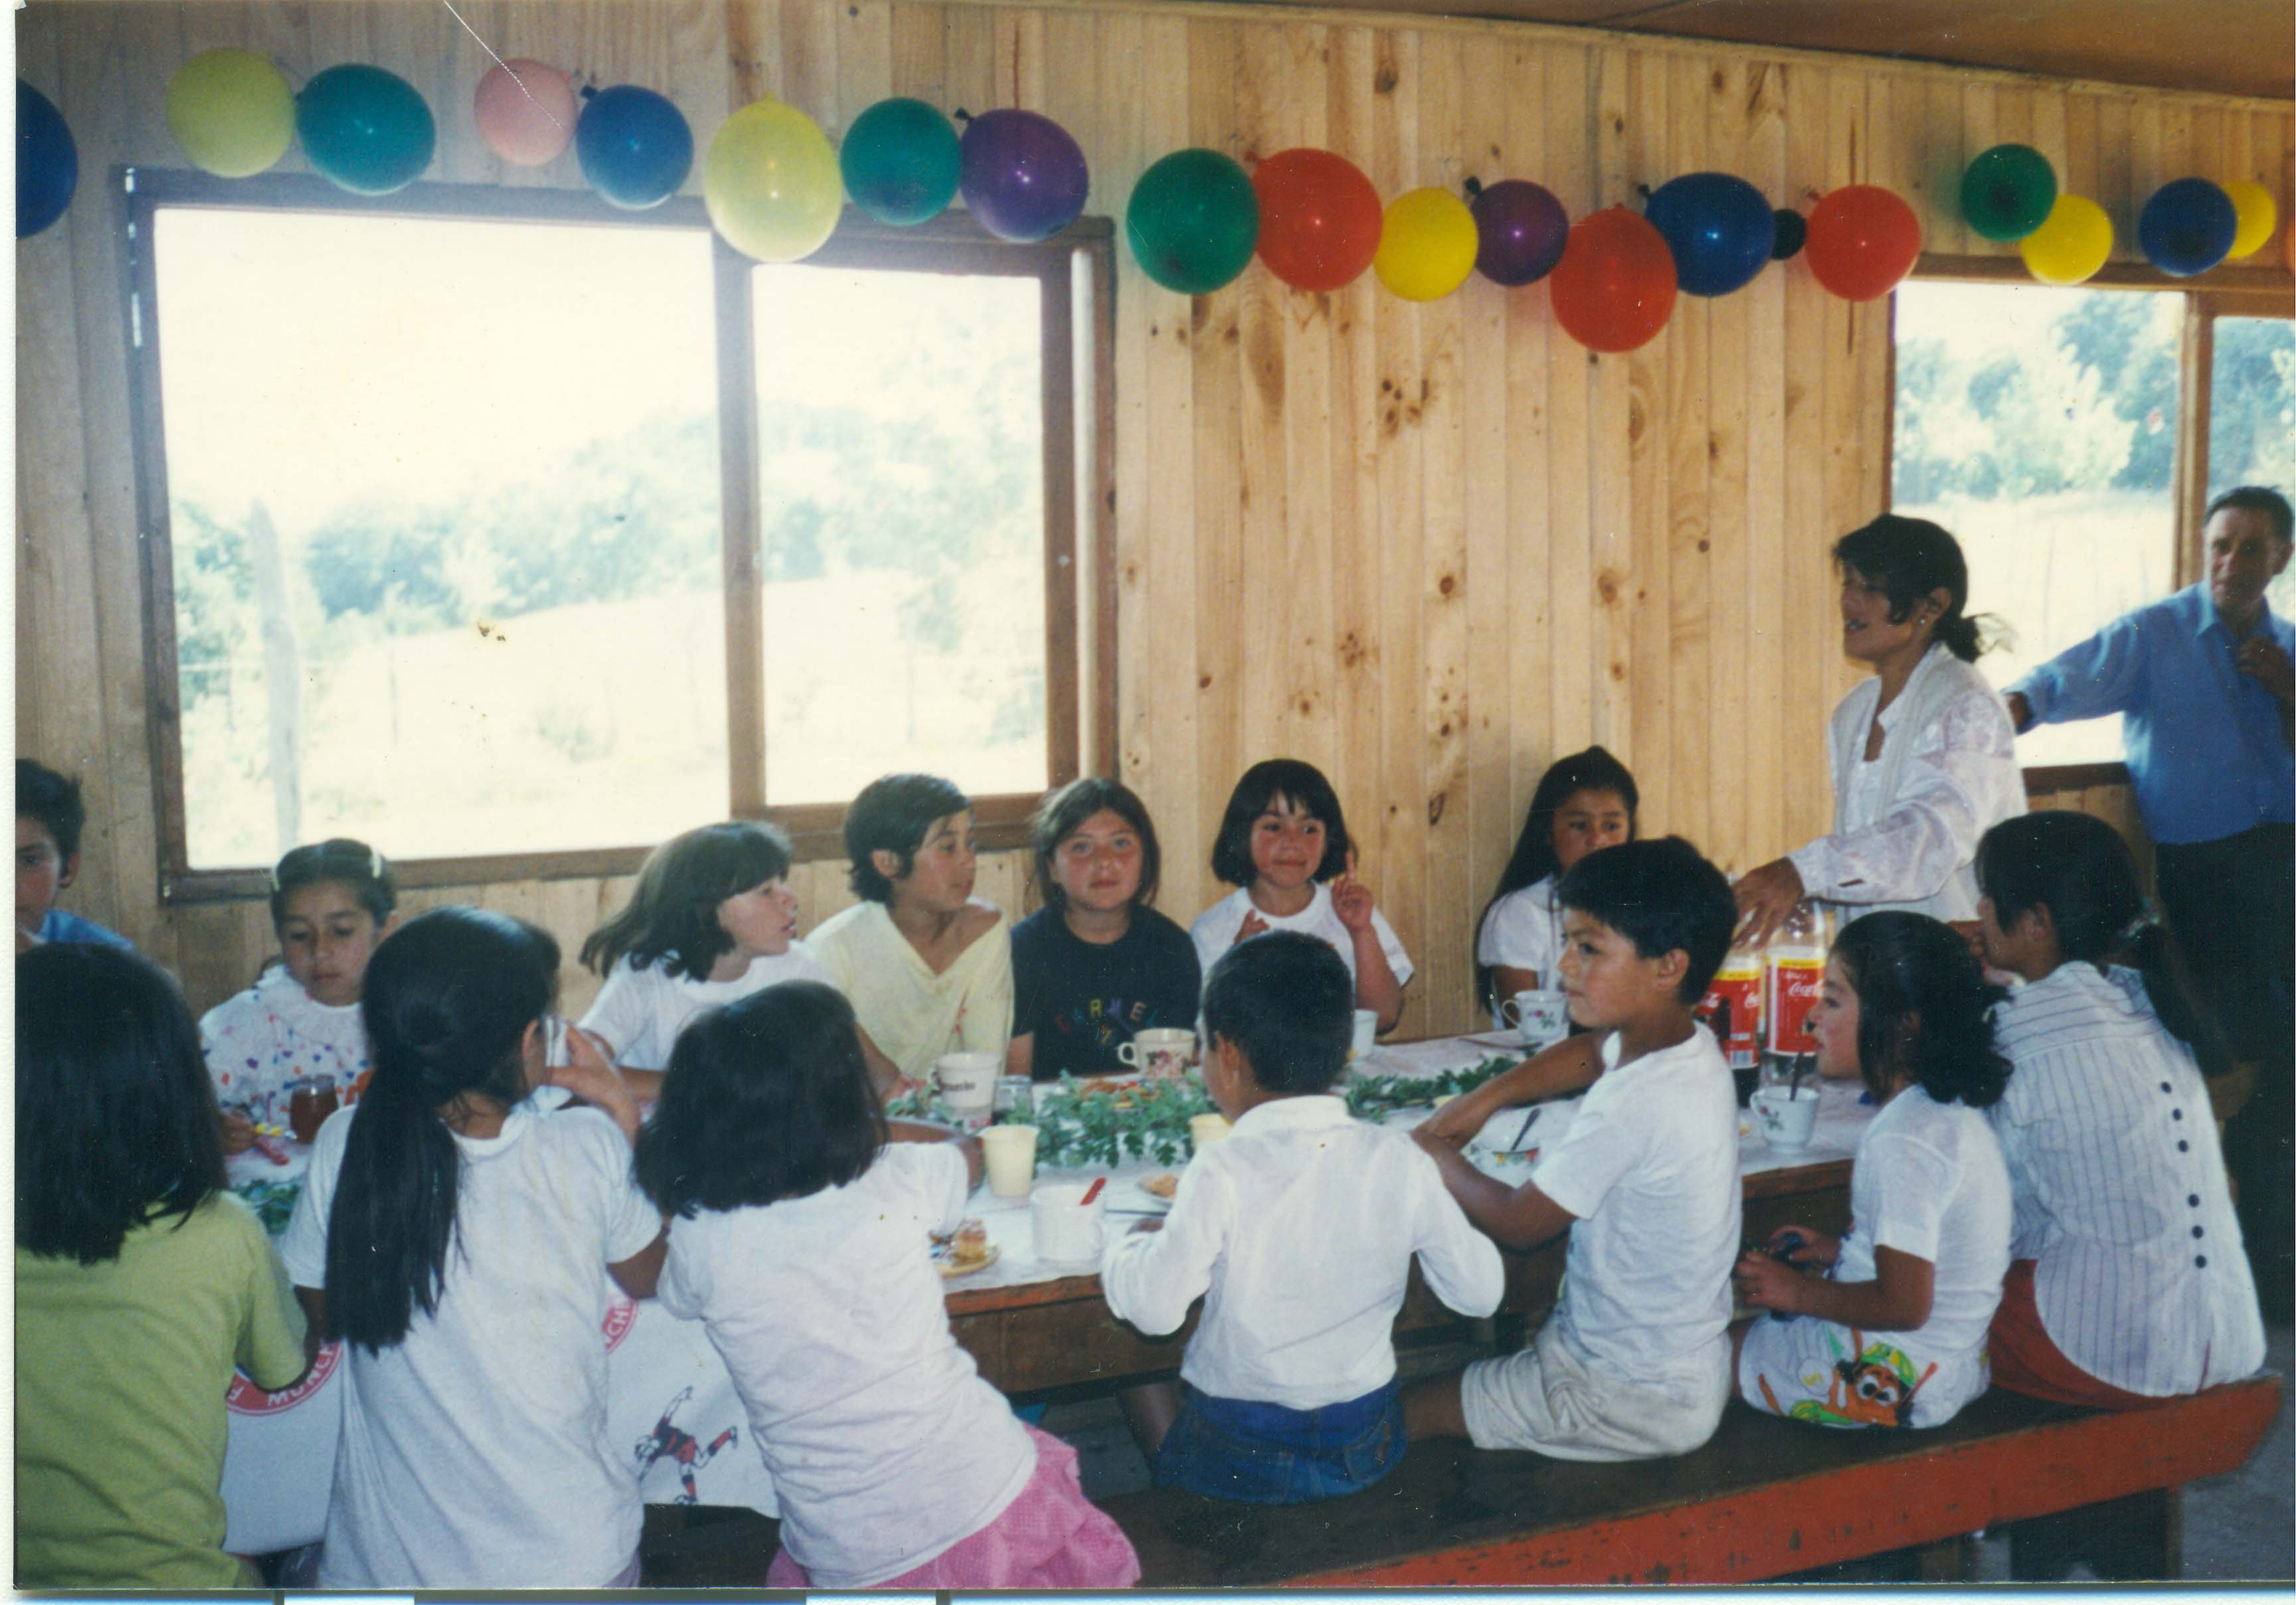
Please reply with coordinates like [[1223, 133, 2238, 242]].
[[298, 64, 434, 195], [1126, 147, 1259, 294], [840, 97, 960, 225], [1961, 143, 2056, 242]]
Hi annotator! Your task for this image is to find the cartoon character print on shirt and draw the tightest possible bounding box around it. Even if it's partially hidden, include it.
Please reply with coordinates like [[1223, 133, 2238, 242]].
[[1755, 1326, 1939, 1429], [634, 1386, 741, 1505]]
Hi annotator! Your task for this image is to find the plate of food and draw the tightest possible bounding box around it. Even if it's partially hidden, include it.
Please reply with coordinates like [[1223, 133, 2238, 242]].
[[931, 1219, 999, 1278], [1133, 1172, 1180, 1213]]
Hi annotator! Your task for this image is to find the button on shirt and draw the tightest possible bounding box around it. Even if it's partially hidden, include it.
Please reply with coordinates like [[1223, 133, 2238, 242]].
[[1532, 1027, 1742, 1408], [1988, 963, 2265, 1396], [2008, 584, 2295, 846], [1101, 1095, 1503, 1410]]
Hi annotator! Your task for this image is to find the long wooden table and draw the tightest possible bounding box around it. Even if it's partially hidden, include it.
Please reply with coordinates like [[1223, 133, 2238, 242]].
[[946, 1038, 1863, 1394]]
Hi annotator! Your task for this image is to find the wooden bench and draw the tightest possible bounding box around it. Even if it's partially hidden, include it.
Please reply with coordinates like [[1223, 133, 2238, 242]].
[[1101, 1372, 2284, 1586]]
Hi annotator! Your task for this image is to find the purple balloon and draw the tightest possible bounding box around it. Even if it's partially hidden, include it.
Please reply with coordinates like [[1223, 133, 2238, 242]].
[[1470, 179, 1569, 286], [959, 109, 1089, 242]]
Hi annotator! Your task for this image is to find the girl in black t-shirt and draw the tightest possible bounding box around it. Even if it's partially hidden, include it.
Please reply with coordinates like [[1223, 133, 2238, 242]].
[[1008, 779, 1202, 1082]]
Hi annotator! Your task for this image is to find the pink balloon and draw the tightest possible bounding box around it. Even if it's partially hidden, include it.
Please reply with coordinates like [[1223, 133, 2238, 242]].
[[474, 59, 576, 166]]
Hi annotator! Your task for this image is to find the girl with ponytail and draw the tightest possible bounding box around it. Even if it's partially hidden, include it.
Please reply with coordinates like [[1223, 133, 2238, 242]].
[[1735, 514, 2026, 945], [1973, 812, 2264, 1408], [278, 907, 666, 1588]]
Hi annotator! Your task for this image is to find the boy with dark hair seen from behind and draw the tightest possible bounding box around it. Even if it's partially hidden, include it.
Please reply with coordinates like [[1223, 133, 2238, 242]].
[[1102, 931, 1502, 1503], [1409, 837, 1743, 1463]]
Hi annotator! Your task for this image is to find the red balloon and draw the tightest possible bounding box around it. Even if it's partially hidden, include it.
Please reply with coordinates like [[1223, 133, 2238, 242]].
[[1803, 184, 1922, 301], [1548, 206, 1678, 353], [1252, 148, 1382, 292]]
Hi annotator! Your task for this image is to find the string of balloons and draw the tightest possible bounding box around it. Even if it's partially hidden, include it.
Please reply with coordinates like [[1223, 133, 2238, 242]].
[[18, 56, 2291, 356]]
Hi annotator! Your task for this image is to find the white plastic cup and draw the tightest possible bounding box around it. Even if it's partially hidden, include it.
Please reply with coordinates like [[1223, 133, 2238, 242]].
[[1350, 1008, 1379, 1061], [980, 1123, 1039, 1198], [1498, 989, 1571, 1050], [1031, 1181, 1107, 1264], [1189, 1111, 1233, 1152], [934, 1051, 1000, 1117], [1118, 1027, 1197, 1080], [1751, 1086, 1821, 1149]]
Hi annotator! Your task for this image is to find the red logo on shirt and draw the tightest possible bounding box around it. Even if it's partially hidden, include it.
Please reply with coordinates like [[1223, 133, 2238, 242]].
[[603, 1296, 638, 1353], [226, 1340, 341, 1416]]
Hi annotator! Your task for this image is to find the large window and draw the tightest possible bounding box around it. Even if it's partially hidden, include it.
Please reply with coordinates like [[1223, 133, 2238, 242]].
[[1894, 269, 2293, 772], [123, 173, 1111, 896]]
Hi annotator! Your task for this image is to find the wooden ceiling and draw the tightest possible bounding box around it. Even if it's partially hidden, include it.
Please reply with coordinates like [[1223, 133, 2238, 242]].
[[1228, 0, 2295, 101]]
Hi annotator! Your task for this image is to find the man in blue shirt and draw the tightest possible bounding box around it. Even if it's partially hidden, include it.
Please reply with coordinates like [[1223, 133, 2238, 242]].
[[17, 759, 134, 954], [2006, 486, 2293, 1319]]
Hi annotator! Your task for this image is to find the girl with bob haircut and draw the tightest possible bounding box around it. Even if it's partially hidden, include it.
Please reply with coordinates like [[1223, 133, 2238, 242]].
[[1192, 759, 1413, 1032], [636, 983, 1140, 1590], [1735, 514, 2025, 945], [17, 945, 309, 1588], [810, 773, 1014, 1083], [1474, 746, 1639, 1018], [1009, 777, 1201, 1080], [279, 907, 665, 1588], [1974, 812, 2263, 1408], [1733, 912, 2014, 1432], [204, 837, 397, 1153], [578, 820, 878, 1095]]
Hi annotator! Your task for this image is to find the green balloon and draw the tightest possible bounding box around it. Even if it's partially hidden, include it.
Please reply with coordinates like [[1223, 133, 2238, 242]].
[[1126, 147, 1258, 294], [1961, 143, 2057, 242], [839, 97, 960, 226]]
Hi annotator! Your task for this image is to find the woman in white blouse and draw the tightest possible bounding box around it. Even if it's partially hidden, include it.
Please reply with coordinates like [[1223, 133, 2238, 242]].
[[1735, 516, 2026, 945]]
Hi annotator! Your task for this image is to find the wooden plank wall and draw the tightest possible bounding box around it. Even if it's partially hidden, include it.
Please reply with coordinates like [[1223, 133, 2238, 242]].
[[17, 0, 2292, 1030]]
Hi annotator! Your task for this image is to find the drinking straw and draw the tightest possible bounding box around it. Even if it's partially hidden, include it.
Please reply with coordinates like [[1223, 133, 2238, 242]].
[[1080, 1176, 1107, 1206]]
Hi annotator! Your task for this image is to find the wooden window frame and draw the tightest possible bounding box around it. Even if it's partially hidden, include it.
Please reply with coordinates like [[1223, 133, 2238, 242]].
[[117, 169, 1116, 901], [1894, 254, 2296, 797]]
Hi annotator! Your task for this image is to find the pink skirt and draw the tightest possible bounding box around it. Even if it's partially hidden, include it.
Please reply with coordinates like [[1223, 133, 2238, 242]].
[[764, 1424, 1141, 1590]]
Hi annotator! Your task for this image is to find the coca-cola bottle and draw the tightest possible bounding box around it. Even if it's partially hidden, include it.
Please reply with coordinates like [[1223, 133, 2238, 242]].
[[1761, 901, 1830, 1089], [1696, 935, 1765, 1104]]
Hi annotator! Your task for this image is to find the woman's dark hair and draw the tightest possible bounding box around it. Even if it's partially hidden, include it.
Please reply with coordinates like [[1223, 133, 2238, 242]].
[[1829, 911, 2012, 1109], [270, 838, 397, 930], [1474, 746, 1639, 1004], [582, 820, 794, 981], [324, 907, 559, 1350], [1030, 777, 1162, 911], [636, 981, 887, 1215], [16, 757, 88, 861], [1209, 759, 1351, 888], [1832, 514, 1998, 664], [844, 774, 970, 903], [1976, 812, 2232, 1078], [16, 945, 228, 1265]]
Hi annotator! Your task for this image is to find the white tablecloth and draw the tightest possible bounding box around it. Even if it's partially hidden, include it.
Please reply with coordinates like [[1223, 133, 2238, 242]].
[[220, 1038, 1868, 1552]]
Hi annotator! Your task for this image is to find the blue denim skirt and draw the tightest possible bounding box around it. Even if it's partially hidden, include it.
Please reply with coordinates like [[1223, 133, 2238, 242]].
[[1151, 1378, 1405, 1505]]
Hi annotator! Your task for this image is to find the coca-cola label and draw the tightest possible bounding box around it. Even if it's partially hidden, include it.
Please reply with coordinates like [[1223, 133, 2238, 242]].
[[1697, 973, 1762, 1068], [1767, 958, 1825, 1055]]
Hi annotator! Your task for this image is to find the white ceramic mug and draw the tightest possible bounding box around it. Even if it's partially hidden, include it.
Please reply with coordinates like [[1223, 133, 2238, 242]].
[[1031, 1181, 1107, 1264], [1118, 1027, 1197, 1080], [1498, 989, 1571, 1051], [934, 1051, 1000, 1116], [1751, 1086, 1821, 1149]]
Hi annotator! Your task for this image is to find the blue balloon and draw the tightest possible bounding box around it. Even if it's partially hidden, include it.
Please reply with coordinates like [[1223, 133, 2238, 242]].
[[297, 64, 435, 196], [576, 85, 692, 210], [2138, 177, 2238, 278], [18, 81, 78, 238], [1644, 171, 1775, 297]]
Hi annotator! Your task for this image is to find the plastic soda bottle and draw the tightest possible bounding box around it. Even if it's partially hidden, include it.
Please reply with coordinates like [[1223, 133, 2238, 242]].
[[1697, 938, 1764, 1071], [1763, 901, 1830, 1074]]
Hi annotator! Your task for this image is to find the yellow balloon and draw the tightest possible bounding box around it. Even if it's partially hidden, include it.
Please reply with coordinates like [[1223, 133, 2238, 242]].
[[2018, 193, 2113, 286], [166, 48, 296, 178], [2224, 180, 2279, 260], [704, 99, 842, 264], [1373, 187, 1478, 302]]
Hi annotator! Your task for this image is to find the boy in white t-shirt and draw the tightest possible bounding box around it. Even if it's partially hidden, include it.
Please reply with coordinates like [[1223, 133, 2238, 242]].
[[1103, 931, 1504, 1502], [1407, 837, 1743, 1461]]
